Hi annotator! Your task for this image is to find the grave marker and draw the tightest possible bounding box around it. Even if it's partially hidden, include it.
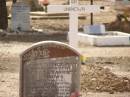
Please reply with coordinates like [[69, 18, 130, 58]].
[[11, 2, 30, 31], [47, 0, 104, 48], [20, 41, 81, 97], [83, 24, 106, 35]]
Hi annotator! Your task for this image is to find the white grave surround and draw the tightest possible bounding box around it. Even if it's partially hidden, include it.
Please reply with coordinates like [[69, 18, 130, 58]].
[[11, 2, 30, 31], [78, 31, 130, 46]]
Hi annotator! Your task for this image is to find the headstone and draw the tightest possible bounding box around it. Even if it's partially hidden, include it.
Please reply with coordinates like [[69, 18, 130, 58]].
[[11, 2, 30, 31], [20, 41, 81, 97], [83, 24, 107, 35]]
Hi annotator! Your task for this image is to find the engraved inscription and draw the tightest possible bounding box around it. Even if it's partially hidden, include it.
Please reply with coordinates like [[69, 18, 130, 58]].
[[64, 6, 85, 12], [20, 42, 81, 97], [22, 44, 78, 63], [23, 47, 50, 62], [23, 57, 80, 97]]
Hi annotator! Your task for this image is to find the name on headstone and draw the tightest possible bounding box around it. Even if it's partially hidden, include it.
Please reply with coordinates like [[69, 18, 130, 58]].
[[20, 41, 81, 97], [48, 5, 100, 13], [11, 2, 30, 31]]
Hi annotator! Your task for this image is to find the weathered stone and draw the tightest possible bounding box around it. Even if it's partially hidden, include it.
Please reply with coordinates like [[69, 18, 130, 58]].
[[11, 2, 30, 31], [20, 41, 81, 97]]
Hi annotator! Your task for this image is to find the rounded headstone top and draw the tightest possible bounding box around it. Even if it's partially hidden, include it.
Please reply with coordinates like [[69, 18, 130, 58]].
[[21, 41, 81, 59]]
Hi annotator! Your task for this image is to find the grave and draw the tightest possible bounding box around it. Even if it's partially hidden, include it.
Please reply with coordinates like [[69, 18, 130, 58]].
[[83, 24, 107, 35], [11, 2, 30, 32], [47, 0, 104, 48], [20, 41, 81, 97], [48, 0, 130, 47]]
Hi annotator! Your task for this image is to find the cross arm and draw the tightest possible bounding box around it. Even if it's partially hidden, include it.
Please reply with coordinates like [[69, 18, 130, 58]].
[[47, 5, 105, 13]]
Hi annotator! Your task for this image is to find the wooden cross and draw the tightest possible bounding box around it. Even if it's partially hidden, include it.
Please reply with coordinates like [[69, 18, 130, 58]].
[[47, 0, 104, 48]]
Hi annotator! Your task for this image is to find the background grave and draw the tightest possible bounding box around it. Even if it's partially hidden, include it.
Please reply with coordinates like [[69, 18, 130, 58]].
[[11, 2, 30, 32]]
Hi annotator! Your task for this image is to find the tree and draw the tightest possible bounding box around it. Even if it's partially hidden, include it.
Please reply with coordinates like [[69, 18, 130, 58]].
[[0, 0, 8, 30]]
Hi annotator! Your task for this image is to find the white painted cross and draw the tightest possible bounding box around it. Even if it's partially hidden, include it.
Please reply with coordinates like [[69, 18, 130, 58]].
[[47, 0, 104, 48]]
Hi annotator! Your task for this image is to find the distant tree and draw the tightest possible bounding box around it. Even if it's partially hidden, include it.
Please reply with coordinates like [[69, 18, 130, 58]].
[[12, 0, 17, 4], [0, 0, 8, 30]]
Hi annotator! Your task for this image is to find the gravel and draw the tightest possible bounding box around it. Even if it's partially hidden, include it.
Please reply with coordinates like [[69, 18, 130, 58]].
[[81, 64, 130, 93]]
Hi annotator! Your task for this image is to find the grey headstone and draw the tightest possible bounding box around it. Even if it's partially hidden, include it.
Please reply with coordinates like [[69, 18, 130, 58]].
[[20, 41, 81, 97], [11, 2, 30, 31], [84, 24, 107, 35]]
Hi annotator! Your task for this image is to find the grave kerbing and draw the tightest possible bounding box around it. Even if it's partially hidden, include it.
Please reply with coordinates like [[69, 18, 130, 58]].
[[20, 41, 81, 97]]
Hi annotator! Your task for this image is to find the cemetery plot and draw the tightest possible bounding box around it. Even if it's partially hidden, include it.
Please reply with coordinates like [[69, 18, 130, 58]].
[[20, 41, 81, 97], [47, 0, 130, 47], [47, 0, 105, 47], [79, 24, 130, 46]]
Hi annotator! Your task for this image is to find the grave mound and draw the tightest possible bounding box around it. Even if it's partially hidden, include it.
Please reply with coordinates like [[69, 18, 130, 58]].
[[81, 64, 130, 93]]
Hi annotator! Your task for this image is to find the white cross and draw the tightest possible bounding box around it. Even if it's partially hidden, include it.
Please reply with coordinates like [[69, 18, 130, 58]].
[[47, 0, 104, 48]]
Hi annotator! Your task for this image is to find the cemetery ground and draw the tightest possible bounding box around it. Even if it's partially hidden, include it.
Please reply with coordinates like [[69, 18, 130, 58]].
[[0, 41, 130, 97], [1, 4, 130, 97], [1, 18, 130, 97]]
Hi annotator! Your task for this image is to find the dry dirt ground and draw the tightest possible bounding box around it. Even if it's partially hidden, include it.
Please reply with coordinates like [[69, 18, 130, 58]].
[[0, 1, 130, 97], [0, 40, 130, 97]]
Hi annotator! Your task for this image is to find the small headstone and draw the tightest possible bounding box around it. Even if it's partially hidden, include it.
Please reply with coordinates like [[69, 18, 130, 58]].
[[83, 24, 107, 35], [11, 2, 30, 31], [20, 41, 81, 97]]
